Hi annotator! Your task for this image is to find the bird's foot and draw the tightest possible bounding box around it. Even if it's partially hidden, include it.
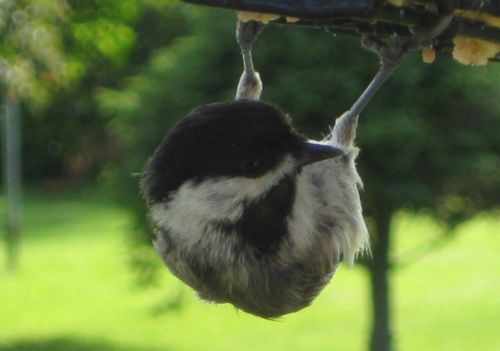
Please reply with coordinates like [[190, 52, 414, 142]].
[[236, 19, 265, 51]]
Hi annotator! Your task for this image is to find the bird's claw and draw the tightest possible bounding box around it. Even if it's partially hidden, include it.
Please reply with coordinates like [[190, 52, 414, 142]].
[[237, 20, 265, 51]]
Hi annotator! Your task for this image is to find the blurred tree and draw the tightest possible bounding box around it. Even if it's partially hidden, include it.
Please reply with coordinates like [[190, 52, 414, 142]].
[[100, 6, 500, 351], [1, 0, 185, 269], [20, 0, 142, 186], [0, 0, 73, 106], [0, 0, 72, 270], [13, 0, 187, 186], [356, 50, 500, 351]]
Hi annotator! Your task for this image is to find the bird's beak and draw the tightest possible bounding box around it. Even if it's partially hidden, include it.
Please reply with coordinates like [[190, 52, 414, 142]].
[[298, 141, 344, 167]]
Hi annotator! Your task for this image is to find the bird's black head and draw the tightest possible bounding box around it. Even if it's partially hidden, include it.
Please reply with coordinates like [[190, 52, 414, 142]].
[[143, 100, 341, 204]]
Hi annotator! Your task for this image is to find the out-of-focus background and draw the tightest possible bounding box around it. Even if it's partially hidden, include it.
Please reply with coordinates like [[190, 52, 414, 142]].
[[0, 1, 499, 351]]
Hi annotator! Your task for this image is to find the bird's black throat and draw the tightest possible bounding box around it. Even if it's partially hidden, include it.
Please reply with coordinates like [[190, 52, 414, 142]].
[[213, 174, 297, 255]]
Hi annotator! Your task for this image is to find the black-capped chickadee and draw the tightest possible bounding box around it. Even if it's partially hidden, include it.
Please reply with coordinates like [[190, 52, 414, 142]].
[[142, 99, 369, 318]]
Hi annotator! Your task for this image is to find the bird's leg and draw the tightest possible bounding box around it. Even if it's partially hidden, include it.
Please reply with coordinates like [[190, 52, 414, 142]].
[[235, 19, 265, 100], [333, 0, 454, 147], [332, 36, 409, 146]]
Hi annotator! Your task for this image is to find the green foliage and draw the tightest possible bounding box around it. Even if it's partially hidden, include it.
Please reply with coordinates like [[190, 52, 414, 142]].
[[0, 0, 72, 105], [0, 0, 147, 107], [69, 0, 139, 66], [16, 0, 187, 184], [359, 58, 500, 225]]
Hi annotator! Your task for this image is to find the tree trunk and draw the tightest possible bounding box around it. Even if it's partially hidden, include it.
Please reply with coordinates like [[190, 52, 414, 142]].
[[2, 94, 22, 271], [368, 213, 393, 351]]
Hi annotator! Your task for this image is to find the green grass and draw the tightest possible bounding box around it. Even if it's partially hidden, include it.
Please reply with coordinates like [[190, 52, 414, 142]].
[[0, 191, 499, 351]]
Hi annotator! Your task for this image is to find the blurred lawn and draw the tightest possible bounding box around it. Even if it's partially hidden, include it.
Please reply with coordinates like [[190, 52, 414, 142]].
[[0, 191, 498, 351]]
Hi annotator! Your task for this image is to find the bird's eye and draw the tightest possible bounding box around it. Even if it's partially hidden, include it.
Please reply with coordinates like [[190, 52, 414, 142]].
[[243, 159, 265, 174]]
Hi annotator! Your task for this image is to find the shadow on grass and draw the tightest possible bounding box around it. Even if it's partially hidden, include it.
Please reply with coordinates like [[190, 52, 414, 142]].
[[0, 337, 165, 351]]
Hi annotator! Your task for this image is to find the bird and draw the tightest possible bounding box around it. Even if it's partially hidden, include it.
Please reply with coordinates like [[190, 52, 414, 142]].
[[141, 2, 438, 318], [141, 99, 370, 318]]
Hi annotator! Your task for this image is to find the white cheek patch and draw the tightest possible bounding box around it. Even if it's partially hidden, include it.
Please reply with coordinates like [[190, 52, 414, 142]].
[[151, 155, 297, 251]]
